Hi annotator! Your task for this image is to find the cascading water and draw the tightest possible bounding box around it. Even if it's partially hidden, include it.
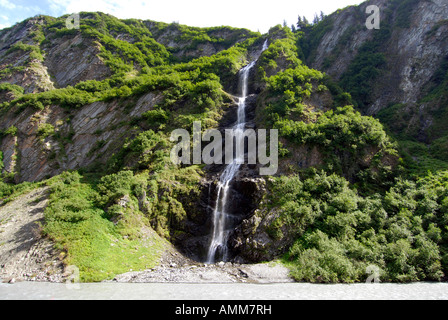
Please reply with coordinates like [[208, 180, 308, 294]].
[[206, 40, 268, 264]]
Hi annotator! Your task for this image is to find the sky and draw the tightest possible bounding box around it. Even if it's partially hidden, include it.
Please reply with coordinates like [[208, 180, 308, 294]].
[[0, 0, 366, 33]]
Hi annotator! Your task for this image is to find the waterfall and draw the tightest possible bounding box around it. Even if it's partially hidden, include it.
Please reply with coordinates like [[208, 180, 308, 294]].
[[206, 40, 268, 264]]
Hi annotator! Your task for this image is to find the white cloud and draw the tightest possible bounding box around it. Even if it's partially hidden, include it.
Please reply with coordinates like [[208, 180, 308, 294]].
[[47, 0, 366, 33], [0, 0, 16, 10], [48, 0, 146, 17]]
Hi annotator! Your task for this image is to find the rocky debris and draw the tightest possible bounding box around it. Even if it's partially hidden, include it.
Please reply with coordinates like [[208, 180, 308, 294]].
[[109, 233, 293, 284], [0, 187, 64, 283], [109, 261, 294, 284]]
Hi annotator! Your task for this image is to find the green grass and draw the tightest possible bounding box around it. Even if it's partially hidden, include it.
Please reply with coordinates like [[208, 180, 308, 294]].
[[43, 171, 166, 282], [38, 126, 203, 281]]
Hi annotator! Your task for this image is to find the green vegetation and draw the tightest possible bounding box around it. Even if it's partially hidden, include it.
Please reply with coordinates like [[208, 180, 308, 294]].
[[0, 13, 258, 282], [0, 19, 47, 84], [297, 15, 334, 64], [274, 106, 397, 189], [257, 26, 301, 78], [42, 126, 203, 281], [43, 171, 165, 282], [296, 0, 420, 110], [0, 83, 25, 99], [267, 171, 448, 283], [260, 56, 397, 191], [2, 125, 18, 137], [337, 14, 392, 109], [146, 20, 259, 62], [339, 48, 386, 108], [264, 65, 324, 120], [6, 41, 44, 62], [1, 8, 448, 284], [392, 0, 420, 28], [375, 55, 448, 175], [44, 12, 171, 76], [37, 123, 55, 139]]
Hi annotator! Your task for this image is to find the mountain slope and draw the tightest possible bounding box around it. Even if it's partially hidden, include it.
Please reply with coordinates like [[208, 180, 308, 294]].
[[0, 3, 447, 283], [300, 0, 448, 170]]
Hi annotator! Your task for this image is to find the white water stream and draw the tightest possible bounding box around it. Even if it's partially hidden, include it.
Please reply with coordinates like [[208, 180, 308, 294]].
[[206, 41, 268, 263]]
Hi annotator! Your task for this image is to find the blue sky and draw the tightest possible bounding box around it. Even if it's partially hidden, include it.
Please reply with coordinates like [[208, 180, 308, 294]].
[[0, 0, 63, 29], [0, 0, 366, 33]]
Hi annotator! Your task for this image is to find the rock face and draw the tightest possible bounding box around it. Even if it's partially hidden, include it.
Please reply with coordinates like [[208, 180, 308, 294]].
[[0, 18, 55, 93], [43, 34, 111, 88], [311, 0, 448, 107], [0, 17, 114, 93], [145, 21, 257, 60], [307, 0, 448, 142], [0, 14, 262, 183], [0, 92, 163, 182], [176, 175, 267, 263]]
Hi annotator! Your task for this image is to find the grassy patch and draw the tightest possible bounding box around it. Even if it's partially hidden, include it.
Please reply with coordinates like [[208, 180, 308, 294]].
[[43, 171, 166, 282]]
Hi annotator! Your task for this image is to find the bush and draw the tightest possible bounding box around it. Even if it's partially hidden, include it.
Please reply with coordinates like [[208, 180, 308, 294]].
[[142, 108, 170, 127], [0, 83, 24, 98], [264, 65, 324, 121], [273, 106, 397, 187], [37, 123, 55, 139], [272, 170, 448, 283], [3, 126, 18, 136], [96, 170, 135, 206]]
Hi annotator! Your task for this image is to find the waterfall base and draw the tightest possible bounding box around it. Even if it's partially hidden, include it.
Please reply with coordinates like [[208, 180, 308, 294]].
[[174, 175, 266, 263]]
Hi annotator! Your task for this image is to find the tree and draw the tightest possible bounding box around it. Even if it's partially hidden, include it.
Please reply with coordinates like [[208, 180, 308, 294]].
[[297, 16, 310, 30], [320, 11, 325, 21], [297, 16, 302, 29]]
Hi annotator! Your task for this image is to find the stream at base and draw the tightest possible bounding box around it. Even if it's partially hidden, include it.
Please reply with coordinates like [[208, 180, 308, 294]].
[[1, 282, 447, 300]]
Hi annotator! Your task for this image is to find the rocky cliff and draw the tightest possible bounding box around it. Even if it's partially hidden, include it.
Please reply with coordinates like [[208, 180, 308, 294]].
[[1, 1, 447, 283], [0, 13, 258, 183], [304, 0, 448, 147]]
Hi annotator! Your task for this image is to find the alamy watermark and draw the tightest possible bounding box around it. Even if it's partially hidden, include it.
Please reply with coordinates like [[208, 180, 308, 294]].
[[66, 13, 80, 30], [65, 265, 81, 290], [366, 5, 380, 30], [170, 122, 279, 176], [366, 264, 381, 284]]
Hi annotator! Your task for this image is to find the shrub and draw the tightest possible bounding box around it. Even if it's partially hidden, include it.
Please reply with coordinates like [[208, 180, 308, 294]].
[[0, 83, 24, 98], [142, 108, 170, 127], [273, 106, 397, 187], [3, 126, 18, 136], [37, 123, 55, 139], [272, 170, 448, 283], [96, 170, 135, 206]]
